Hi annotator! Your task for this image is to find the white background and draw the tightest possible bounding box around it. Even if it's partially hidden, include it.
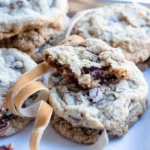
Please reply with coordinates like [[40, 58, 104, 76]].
[[102, 0, 150, 4], [0, 69, 150, 150]]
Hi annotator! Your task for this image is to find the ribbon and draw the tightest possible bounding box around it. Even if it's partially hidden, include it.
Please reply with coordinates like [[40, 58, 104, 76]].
[[5, 62, 53, 150]]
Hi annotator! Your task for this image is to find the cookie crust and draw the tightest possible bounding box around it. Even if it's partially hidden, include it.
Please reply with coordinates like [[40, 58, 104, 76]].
[[51, 114, 100, 144], [0, 17, 70, 57]]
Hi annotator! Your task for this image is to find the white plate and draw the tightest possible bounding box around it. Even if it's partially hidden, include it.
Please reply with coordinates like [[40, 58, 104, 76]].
[[103, 0, 150, 4], [0, 68, 150, 150]]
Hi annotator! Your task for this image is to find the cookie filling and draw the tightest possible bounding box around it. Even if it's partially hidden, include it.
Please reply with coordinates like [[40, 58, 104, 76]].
[[82, 66, 119, 84], [45, 56, 124, 89]]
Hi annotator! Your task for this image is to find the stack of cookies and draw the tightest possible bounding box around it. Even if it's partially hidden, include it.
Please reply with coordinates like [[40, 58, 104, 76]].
[[0, 0, 149, 147], [0, 0, 68, 137], [43, 35, 148, 144]]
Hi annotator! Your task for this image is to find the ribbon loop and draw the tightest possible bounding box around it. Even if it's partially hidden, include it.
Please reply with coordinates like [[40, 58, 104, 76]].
[[5, 62, 53, 150]]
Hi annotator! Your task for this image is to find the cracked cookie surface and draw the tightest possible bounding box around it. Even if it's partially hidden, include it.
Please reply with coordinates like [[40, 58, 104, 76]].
[[0, 48, 36, 136], [68, 3, 150, 64], [44, 38, 131, 89]]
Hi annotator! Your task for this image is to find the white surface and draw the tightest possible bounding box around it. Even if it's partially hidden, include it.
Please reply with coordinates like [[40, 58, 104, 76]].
[[1, 68, 150, 150], [103, 0, 150, 4]]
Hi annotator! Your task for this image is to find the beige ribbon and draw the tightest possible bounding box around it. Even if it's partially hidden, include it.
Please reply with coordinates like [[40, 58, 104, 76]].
[[5, 62, 53, 150]]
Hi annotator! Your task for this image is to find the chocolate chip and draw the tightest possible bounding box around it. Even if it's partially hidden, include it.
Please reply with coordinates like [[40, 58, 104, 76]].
[[105, 76, 119, 84], [90, 69, 104, 80], [98, 130, 103, 135], [82, 66, 104, 80], [82, 66, 119, 84], [69, 76, 79, 86], [82, 67, 90, 74], [0, 122, 9, 135], [89, 98, 93, 102]]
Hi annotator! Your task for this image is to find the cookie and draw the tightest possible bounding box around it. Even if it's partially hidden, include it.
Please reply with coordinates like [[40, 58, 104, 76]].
[[48, 69, 148, 137], [47, 37, 148, 139], [67, 3, 150, 65], [0, 17, 70, 58], [0, 48, 37, 136], [44, 37, 131, 89], [51, 114, 101, 144], [30, 18, 70, 63], [0, 0, 68, 40], [51, 114, 124, 144]]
